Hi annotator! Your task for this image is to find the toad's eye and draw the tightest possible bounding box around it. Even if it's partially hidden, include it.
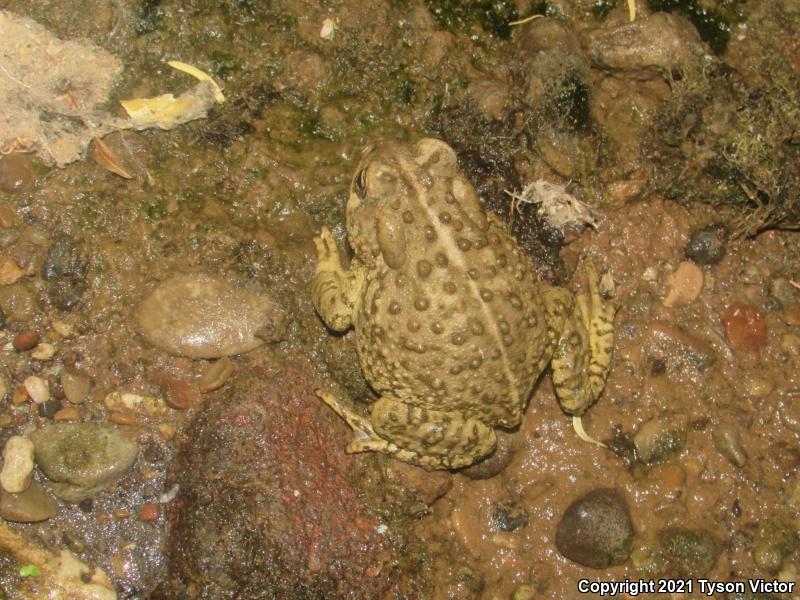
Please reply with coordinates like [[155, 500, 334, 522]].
[[353, 168, 368, 200]]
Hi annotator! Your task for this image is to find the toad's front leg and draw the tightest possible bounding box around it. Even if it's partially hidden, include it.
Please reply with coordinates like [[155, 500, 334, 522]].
[[316, 390, 497, 470], [312, 226, 367, 332]]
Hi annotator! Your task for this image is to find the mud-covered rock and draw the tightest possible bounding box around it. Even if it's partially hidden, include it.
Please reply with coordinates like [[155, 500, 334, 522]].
[[136, 273, 286, 358], [555, 488, 634, 568], [31, 424, 139, 502], [0, 153, 33, 193], [656, 527, 721, 578], [582, 12, 707, 74], [0, 480, 58, 522], [633, 416, 687, 463], [459, 429, 522, 480], [685, 223, 728, 265], [156, 363, 401, 599]]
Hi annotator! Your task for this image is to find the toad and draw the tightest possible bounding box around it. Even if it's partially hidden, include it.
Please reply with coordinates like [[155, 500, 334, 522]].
[[313, 138, 615, 470]]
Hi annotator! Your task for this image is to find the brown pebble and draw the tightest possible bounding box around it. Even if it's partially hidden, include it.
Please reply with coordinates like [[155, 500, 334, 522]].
[[12, 330, 40, 352], [109, 412, 141, 427], [114, 509, 131, 519], [662, 261, 704, 307], [160, 375, 197, 410], [0, 154, 33, 194], [139, 503, 159, 521], [0, 258, 23, 285], [53, 407, 80, 422], [0, 204, 16, 228], [11, 387, 28, 405], [158, 424, 176, 440]]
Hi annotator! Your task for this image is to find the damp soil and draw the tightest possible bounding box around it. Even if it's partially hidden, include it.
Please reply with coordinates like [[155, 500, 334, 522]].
[[0, 0, 799, 598]]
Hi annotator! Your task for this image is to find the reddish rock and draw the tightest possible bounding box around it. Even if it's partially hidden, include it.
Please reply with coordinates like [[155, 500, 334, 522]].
[[139, 503, 159, 521], [155, 363, 397, 599], [722, 303, 767, 351], [12, 330, 39, 352]]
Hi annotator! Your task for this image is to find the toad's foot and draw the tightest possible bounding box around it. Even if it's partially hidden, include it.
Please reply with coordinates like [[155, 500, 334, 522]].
[[315, 390, 497, 470], [544, 261, 616, 415], [312, 227, 366, 332]]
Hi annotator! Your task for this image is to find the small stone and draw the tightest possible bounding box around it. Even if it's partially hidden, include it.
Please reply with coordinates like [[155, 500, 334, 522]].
[[489, 499, 528, 532], [61, 370, 91, 404], [159, 375, 197, 410], [53, 407, 80, 422], [23, 376, 49, 404], [0, 375, 7, 401], [684, 223, 728, 265], [109, 412, 141, 427], [633, 416, 686, 463], [657, 528, 721, 578], [662, 261, 704, 307], [0, 481, 58, 522], [114, 508, 131, 519], [459, 430, 522, 480], [712, 422, 747, 467], [51, 320, 74, 338], [198, 357, 235, 393], [647, 322, 715, 370], [135, 273, 286, 359], [0, 258, 23, 285], [0, 283, 38, 322], [11, 386, 28, 405], [13, 330, 40, 351], [30, 342, 55, 361], [722, 304, 768, 351], [0, 204, 16, 228], [37, 398, 62, 419], [0, 154, 33, 193], [61, 531, 86, 553], [104, 391, 170, 418], [31, 423, 139, 503], [556, 488, 635, 568], [140, 503, 159, 521], [0, 415, 12, 427], [0, 436, 35, 493], [770, 278, 798, 307], [157, 424, 176, 440]]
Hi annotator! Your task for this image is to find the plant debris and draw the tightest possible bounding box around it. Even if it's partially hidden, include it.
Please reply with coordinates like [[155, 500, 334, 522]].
[[506, 180, 598, 232]]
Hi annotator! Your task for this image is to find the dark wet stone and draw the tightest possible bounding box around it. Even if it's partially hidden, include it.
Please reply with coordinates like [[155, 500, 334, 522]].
[[490, 499, 528, 532], [31, 424, 139, 503], [136, 273, 286, 358], [156, 364, 403, 598], [684, 223, 728, 265], [78, 498, 93, 513], [0, 154, 33, 194], [0, 480, 58, 522], [42, 238, 88, 311], [37, 398, 62, 419], [657, 527, 721, 578], [556, 488, 635, 568]]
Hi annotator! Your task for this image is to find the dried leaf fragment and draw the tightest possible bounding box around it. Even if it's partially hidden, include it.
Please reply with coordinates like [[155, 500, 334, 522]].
[[120, 81, 219, 130], [91, 137, 132, 179], [166, 60, 225, 103]]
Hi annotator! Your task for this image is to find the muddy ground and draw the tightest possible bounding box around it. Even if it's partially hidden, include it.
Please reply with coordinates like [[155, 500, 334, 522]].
[[0, 0, 799, 598]]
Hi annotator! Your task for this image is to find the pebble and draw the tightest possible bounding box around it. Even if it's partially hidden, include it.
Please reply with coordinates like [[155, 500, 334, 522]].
[[662, 261, 704, 307], [140, 503, 159, 521], [459, 429, 522, 479], [198, 357, 235, 393], [770, 278, 798, 307], [30, 342, 55, 361], [633, 416, 686, 463], [722, 303, 768, 351], [104, 391, 170, 419], [489, 499, 528, 532], [555, 488, 635, 568], [0, 153, 34, 193], [647, 322, 715, 370], [0, 481, 58, 522], [37, 398, 62, 419], [109, 412, 142, 427], [0, 375, 7, 401], [53, 407, 80, 422], [712, 422, 747, 467], [13, 330, 40, 351], [0, 204, 16, 228], [656, 528, 721, 577], [780, 392, 800, 432], [0, 258, 23, 285], [0, 436, 35, 493], [684, 223, 728, 265], [0, 283, 37, 322], [135, 273, 287, 359], [60, 370, 91, 404], [30, 423, 139, 502], [23, 376, 49, 404]]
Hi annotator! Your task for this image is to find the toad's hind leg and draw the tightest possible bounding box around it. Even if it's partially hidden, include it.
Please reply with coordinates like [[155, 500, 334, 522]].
[[316, 391, 496, 470], [542, 261, 616, 415]]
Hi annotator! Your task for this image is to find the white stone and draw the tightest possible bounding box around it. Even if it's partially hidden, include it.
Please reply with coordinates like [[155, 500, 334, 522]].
[[0, 436, 35, 493]]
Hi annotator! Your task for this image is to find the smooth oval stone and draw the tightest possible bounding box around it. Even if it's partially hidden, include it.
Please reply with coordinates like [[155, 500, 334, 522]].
[[0, 480, 58, 522], [135, 273, 285, 359], [30, 424, 139, 503]]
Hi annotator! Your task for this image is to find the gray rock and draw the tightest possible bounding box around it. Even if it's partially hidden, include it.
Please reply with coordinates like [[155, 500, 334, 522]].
[[31, 424, 138, 503], [582, 12, 707, 74], [136, 273, 286, 359], [556, 488, 635, 568], [0, 480, 58, 522]]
